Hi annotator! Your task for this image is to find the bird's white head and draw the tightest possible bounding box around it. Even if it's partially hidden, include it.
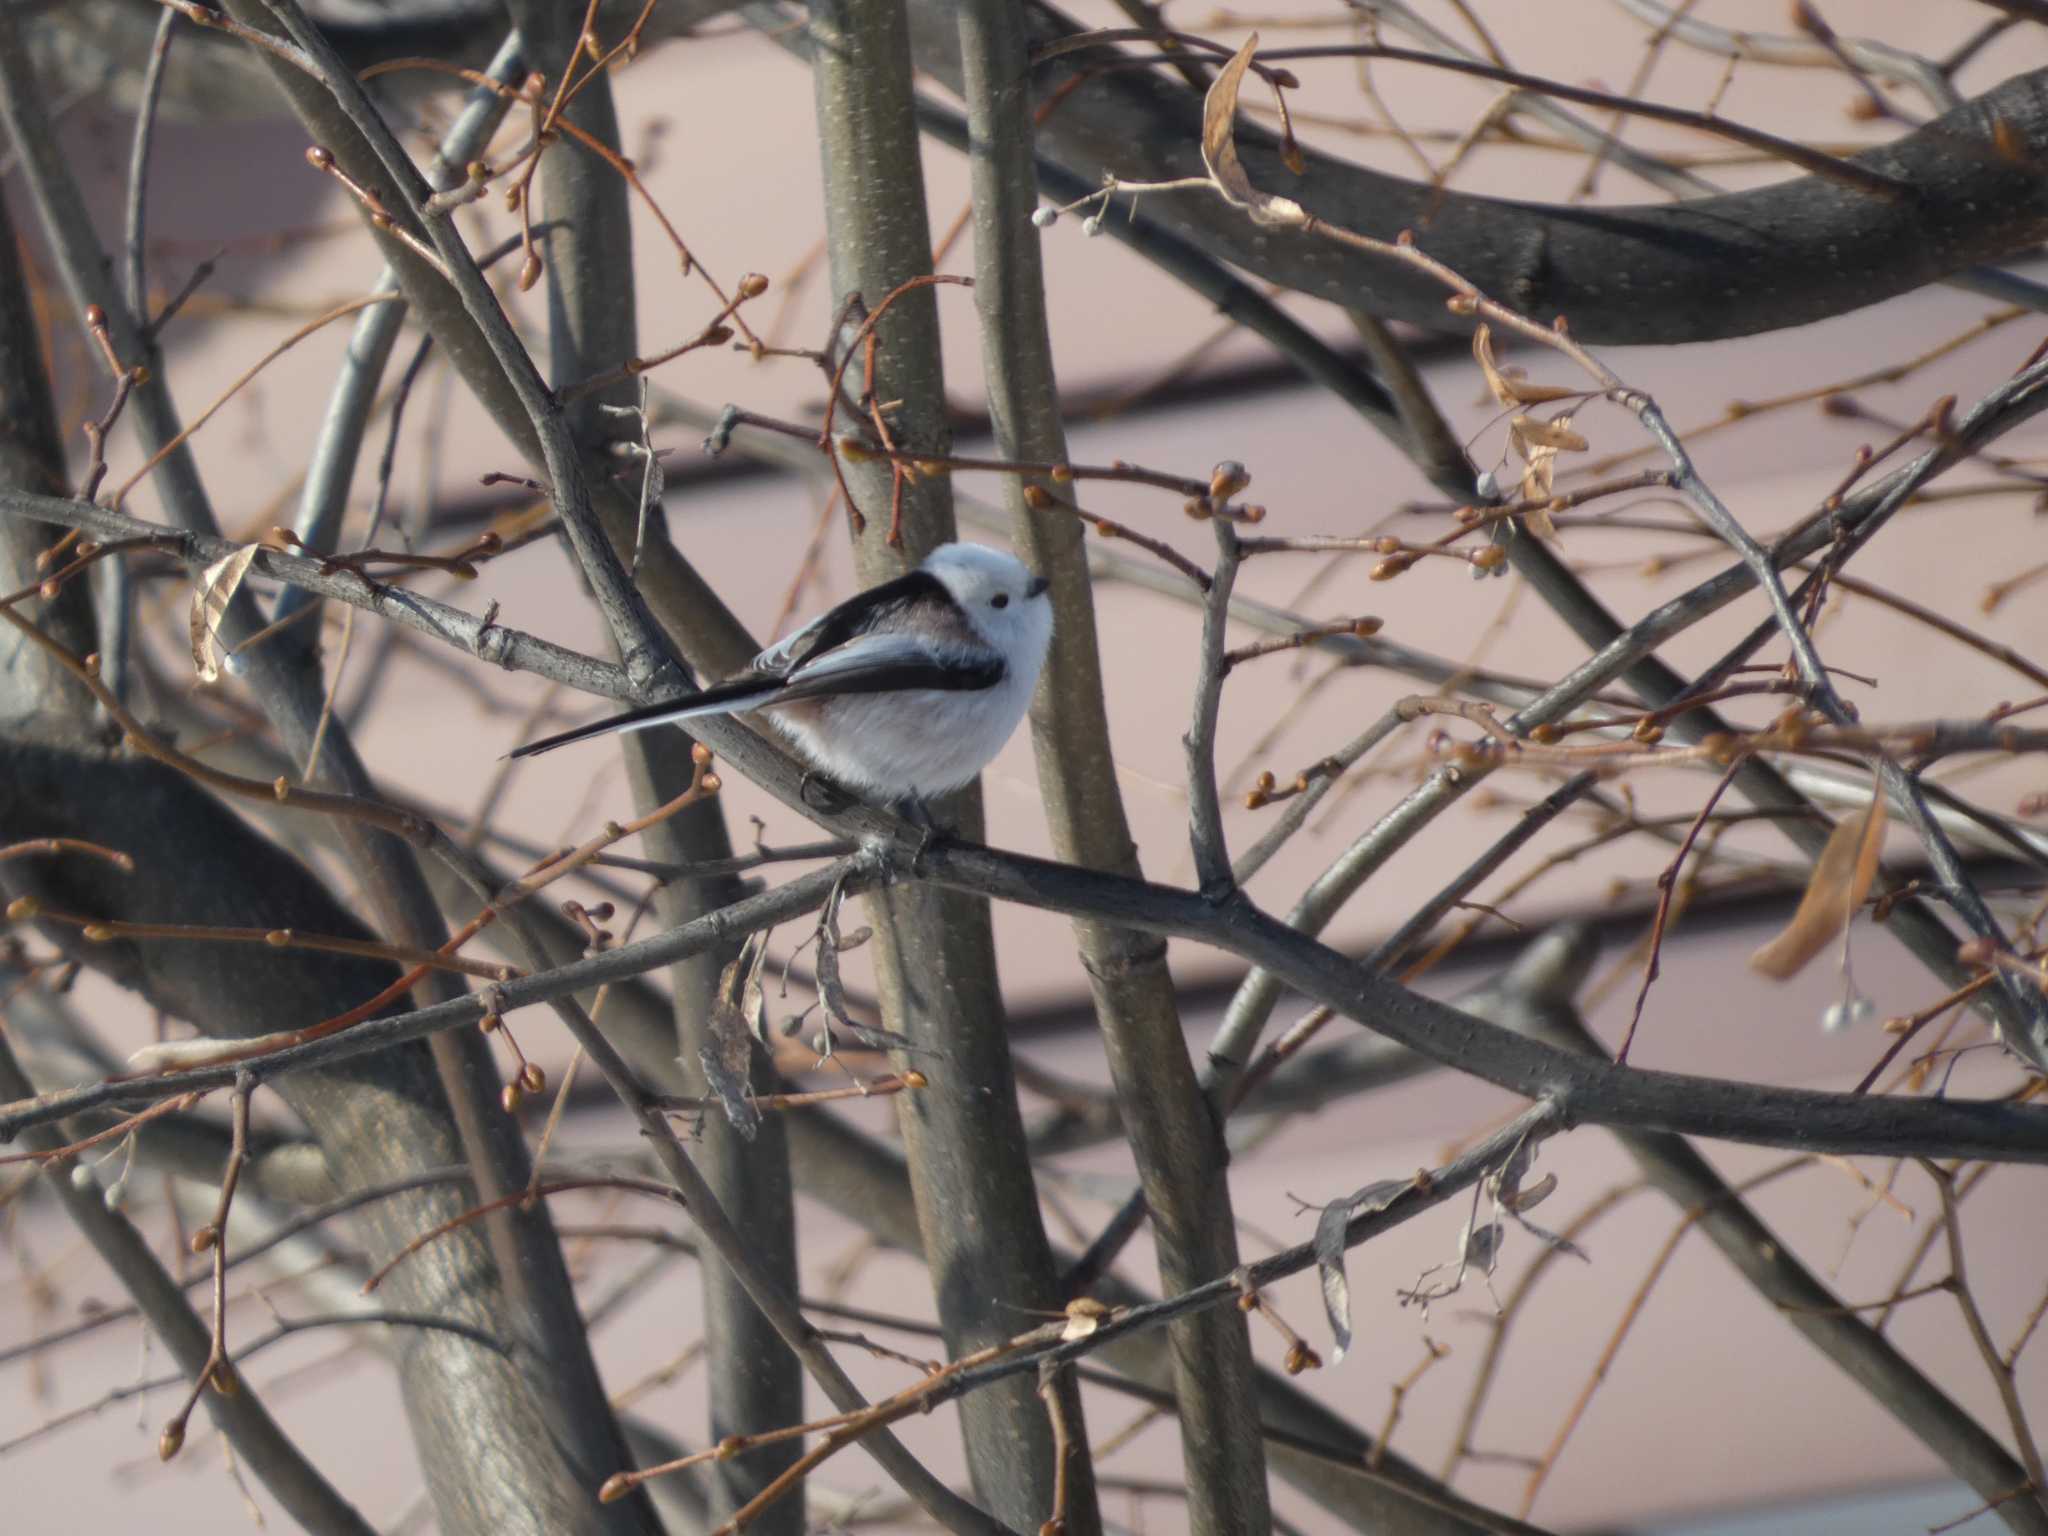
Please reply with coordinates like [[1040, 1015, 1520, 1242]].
[[922, 542, 1054, 678]]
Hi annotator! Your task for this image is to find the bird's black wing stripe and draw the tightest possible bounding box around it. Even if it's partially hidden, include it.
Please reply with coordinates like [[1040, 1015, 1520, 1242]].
[[777, 569, 953, 671], [764, 653, 1004, 706]]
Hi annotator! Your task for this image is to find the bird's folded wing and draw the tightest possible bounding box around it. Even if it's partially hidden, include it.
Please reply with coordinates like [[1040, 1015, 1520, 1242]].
[[506, 636, 1001, 760], [768, 632, 1004, 703]]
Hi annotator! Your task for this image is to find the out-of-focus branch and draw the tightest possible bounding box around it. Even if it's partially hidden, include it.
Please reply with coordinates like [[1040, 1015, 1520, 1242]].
[[896, 2, 2048, 344], [0, 1033, 377, 1535], [499, 0, 804, 1522], [1509, 928, 2048, 1536], [956, 4, 1259, 1531], [273, 32, 526, 632], [4, 11, 668, 1528], [0, 190, 95, 720], [11, 826, 2048, 1163], [0, 490, 637, 700], [241, 0, 680, 696], [803, 1, 1090, 1528]]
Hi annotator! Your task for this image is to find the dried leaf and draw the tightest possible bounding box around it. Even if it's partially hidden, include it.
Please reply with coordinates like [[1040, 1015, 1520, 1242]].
[[1473, 326, 1514, 408], [1503, 1170, 1557, 1214], [1510, 413, 1589, 452], [189, 545, 258, 684], [697, 1010, 760, 1142], [1750, 793, 1889, 979], [1201, 35, 1309, 228], [1474, 328, 1579, 408], [1312, 1176, 1408, 1364], [698, 940, 767, 1138], [1460, 1219, 1502, 1273]]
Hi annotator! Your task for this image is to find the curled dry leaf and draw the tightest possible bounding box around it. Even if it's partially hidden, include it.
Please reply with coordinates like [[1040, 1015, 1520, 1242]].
[[1311, 1175, 1411, 1364], [1750, 792, 1889, 980], [1473, 326, 1580, 408], [1202, 35, 1310, 229], [1503, 1169, 1557, 1215], [1509, 414, 1590, 453], [700, 935, 770, 1138], [189, 545, 259, 684]]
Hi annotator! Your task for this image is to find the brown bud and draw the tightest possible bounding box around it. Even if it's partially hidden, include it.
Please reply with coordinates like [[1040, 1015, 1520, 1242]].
[[479, 1011, 501, 1034], [1049, 463, 1074, 482], [520, 1063, 546, 1094], [305, 146, 333, 170], [1956, 936, 1997, 968], [692, 741, 714, 765], [158, 1423, 185, 1461], [1530, 723, 1562, 745], [265, 930, 291, 947], [191, 1226, 218, 1254], [501, 1083, 523, 1114], [82, 924, 115, 943], [903, 1070, 928, 1088], [84, 303, 106, 328], [211, 1361, 240, 1397], [6, 896, 41, 921], [1631, 720, 1664, 745], [738, 272, 770, 299], [1283, 1341, 1322, 1374], [597, 1474, 633, 1504], [518, 252, 543, 292], [699, 773, 721, 794], [1470, 544, 1506, 571], [1022, 484, 1052, 510]]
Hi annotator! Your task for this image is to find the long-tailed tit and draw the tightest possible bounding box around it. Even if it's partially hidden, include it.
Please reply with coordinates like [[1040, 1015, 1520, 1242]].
[[511, 542, 1054, 808]]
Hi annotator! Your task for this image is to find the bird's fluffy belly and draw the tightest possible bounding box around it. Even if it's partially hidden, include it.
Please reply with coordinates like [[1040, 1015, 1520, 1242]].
[[761, 679, 1029, 799]]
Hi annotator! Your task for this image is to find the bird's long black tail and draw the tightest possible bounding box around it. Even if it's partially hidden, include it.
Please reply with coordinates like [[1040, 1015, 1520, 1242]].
[[506, 676, 779, 759]]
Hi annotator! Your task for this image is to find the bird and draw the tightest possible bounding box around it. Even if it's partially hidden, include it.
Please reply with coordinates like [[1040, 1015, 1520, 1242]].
[[510, 542, 1054, 810]]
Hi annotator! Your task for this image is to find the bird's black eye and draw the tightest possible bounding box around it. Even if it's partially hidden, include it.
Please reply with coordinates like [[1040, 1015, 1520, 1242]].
[[991, 593, 1010, 609]]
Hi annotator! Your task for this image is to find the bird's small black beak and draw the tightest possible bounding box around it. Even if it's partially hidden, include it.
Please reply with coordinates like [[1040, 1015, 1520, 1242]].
[[1026, 574, 1050, 598]]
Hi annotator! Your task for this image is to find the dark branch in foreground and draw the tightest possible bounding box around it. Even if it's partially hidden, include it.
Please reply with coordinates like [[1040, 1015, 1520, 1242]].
[[903, 2, 2048, 344], [4, 830, 2044, 1166]]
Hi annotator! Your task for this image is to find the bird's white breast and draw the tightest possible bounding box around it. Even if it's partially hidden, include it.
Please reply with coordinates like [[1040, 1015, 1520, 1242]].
[[761, 654, 1038, 799]]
